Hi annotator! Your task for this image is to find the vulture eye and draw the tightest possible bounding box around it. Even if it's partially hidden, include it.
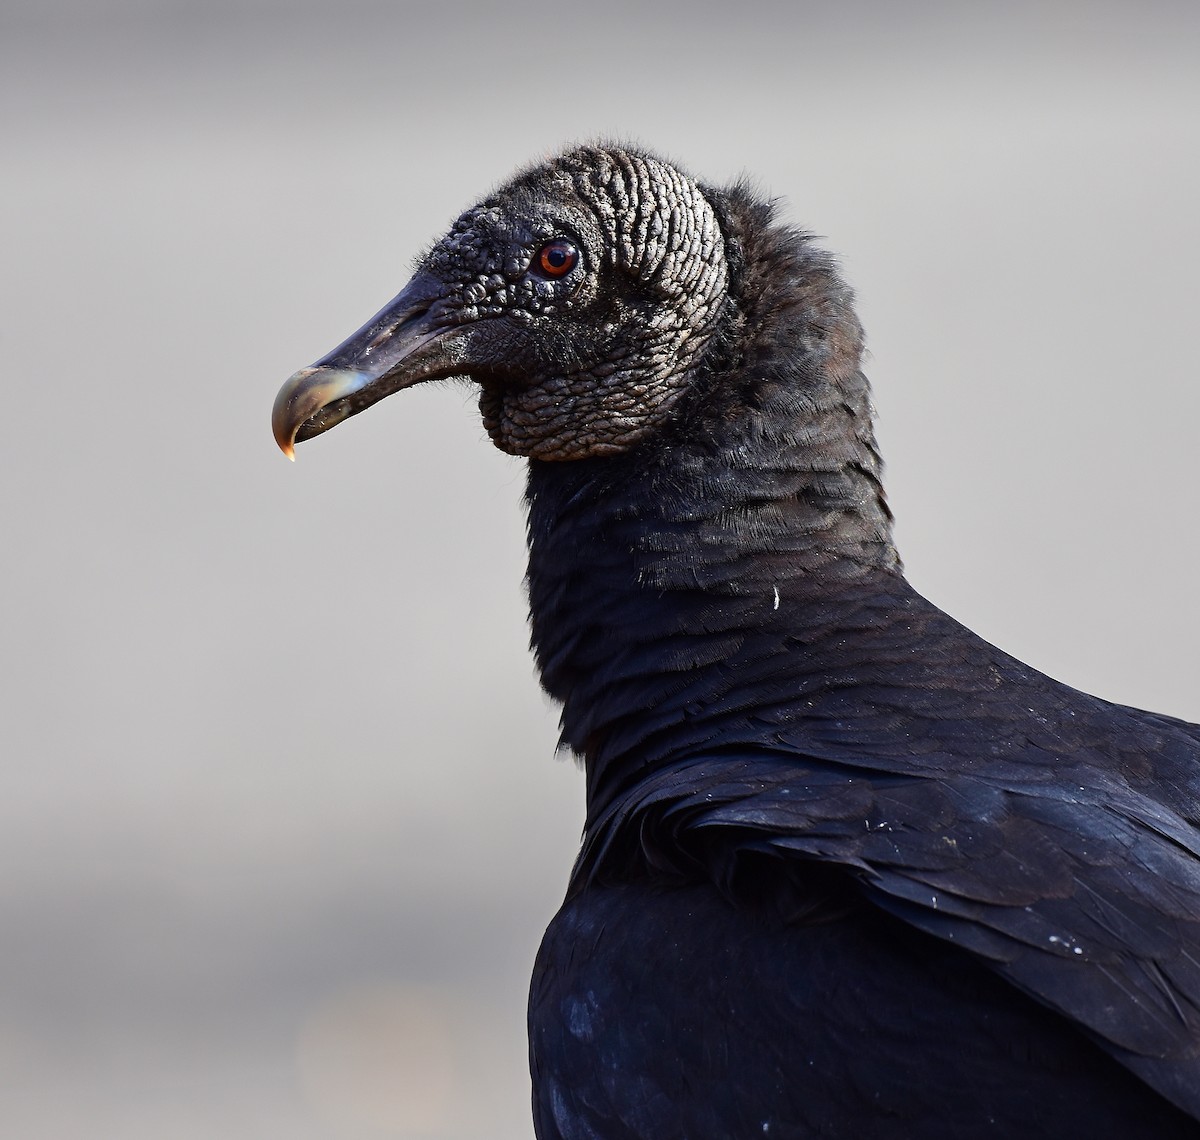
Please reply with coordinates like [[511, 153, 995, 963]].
[[535, 239, 579, 278]]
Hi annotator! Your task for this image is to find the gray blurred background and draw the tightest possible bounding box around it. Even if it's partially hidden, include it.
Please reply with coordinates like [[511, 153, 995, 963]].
[[2, 1, 1198, 1136]]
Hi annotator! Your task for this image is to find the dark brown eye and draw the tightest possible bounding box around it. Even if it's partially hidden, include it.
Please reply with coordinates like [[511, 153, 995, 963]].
[[535, 239, 579, 278]]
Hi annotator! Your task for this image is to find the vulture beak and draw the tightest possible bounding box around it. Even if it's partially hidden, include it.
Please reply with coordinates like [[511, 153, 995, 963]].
[[272, 273, 455, 459]]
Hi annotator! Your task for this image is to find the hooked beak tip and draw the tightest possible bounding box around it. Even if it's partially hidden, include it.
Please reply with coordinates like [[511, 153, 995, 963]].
[[272, 366, 378, 461], [272, 274, 451, 458], [272, 393, 299, 459]]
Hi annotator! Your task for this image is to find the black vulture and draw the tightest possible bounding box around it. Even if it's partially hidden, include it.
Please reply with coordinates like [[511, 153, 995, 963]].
[[273, 146, 1200, 1138]]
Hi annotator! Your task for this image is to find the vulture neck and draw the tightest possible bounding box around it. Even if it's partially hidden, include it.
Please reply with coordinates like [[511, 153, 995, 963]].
[[524, 205, 902, 821]]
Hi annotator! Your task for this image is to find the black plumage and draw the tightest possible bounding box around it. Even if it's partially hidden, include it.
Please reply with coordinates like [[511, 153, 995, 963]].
[[273, 146, 1200, 1137]]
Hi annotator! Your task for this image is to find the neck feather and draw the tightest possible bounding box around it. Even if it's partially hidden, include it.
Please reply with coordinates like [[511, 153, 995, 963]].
[[524, 191, 902, 816]]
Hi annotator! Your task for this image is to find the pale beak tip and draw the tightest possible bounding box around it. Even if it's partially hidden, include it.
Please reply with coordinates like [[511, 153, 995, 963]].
[[272, 366, 380, 461], [273, 422, 298, 461]]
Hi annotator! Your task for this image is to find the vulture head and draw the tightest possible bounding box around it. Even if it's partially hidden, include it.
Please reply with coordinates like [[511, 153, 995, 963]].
[[274, 148, 737, 461], [273, 145, 880, 490]]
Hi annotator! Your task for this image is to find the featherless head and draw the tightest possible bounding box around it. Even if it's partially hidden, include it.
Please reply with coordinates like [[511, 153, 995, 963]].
[[433, 147, 733, 458], [274, 146, 740, 461]]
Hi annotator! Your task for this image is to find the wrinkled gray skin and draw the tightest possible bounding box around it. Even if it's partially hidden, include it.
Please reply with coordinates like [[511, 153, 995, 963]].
[[274, 147, 730, 461]]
